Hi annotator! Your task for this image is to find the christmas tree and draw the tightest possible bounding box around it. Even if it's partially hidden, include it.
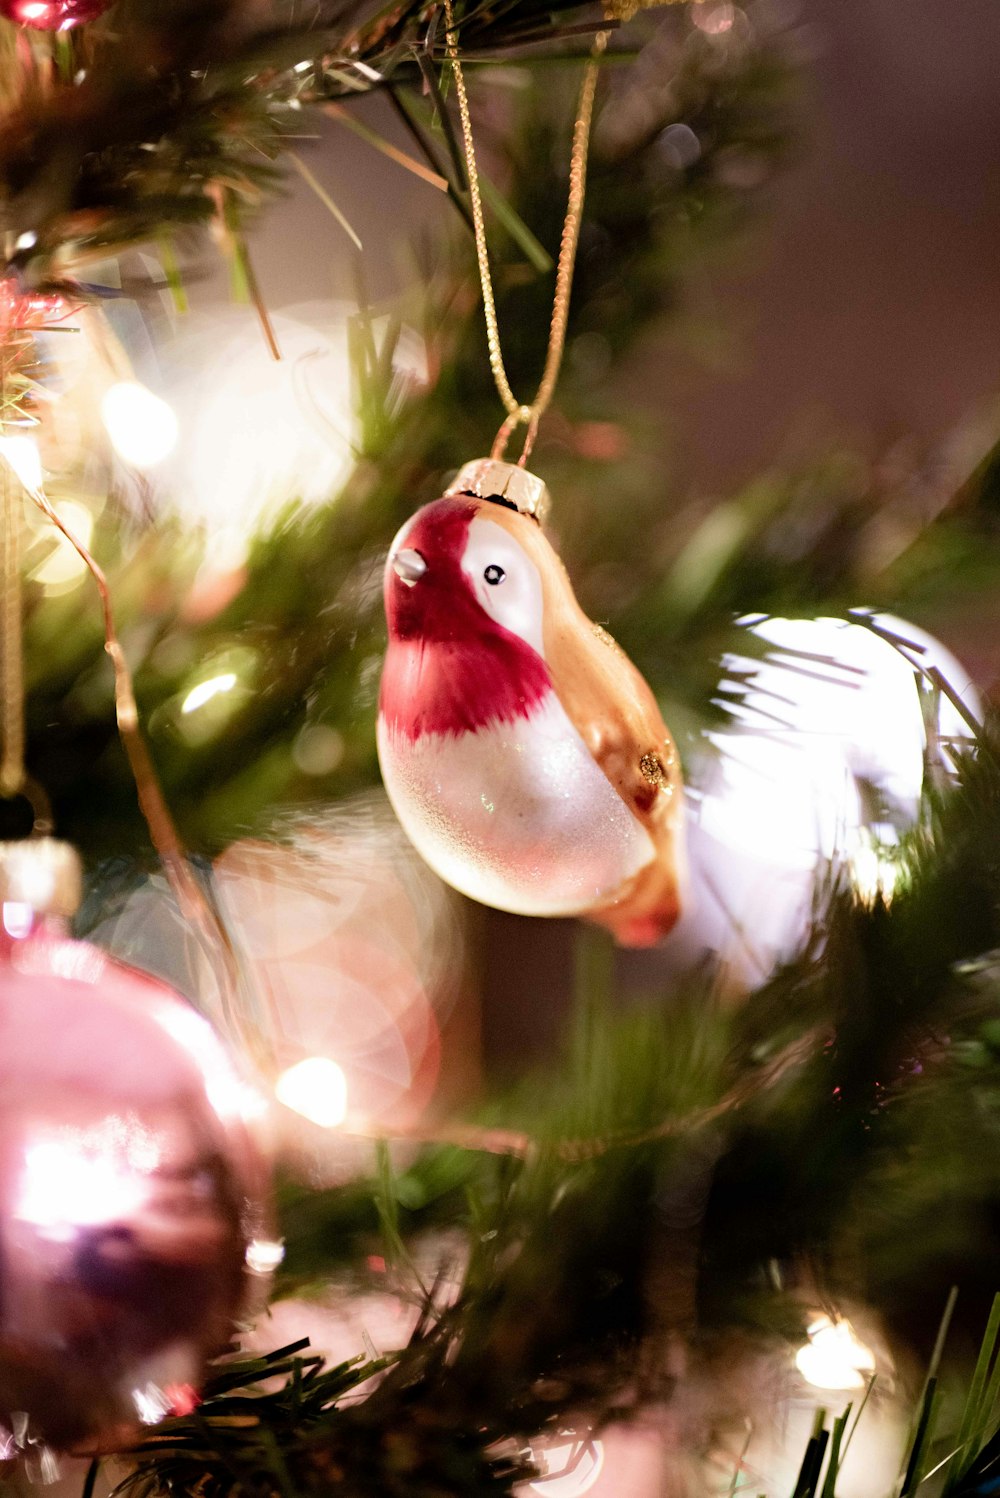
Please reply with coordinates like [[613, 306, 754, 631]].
[[0, 1, 999, 1494]]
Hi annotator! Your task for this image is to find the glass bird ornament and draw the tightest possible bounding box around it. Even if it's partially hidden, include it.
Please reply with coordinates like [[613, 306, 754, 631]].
[[378, 460, 684, 947]]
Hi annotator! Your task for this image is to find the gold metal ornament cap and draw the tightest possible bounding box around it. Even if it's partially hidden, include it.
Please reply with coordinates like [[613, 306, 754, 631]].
[[0, 837, 83, 918], [445, 459, 551, 524]]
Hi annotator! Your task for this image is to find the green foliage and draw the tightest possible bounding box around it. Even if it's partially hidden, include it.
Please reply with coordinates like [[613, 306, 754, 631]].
[[63, 721, 1000, 1497], [0, 0, 626, 276]]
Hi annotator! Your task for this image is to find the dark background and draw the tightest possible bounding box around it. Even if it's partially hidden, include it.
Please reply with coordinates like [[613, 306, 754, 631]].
[[251, 0, 1000, 502]]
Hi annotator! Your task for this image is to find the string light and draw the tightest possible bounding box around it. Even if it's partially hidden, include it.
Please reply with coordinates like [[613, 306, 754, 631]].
[[795, 1314, 876, 1391], [245, 1238, 287, 1275]]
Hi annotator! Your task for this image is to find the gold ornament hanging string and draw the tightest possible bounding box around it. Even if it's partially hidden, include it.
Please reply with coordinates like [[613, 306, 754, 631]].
[[0, 456, 24, 801], [442, 0, 608, 465], [15, 471, 272, 1064], [0, 337, 39, 817], [0, 320, 267, 1064], [0, 293, 274, 1071]]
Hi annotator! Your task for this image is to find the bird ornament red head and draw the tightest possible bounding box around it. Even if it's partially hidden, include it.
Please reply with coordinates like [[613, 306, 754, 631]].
[[378, 460, 683, 947]]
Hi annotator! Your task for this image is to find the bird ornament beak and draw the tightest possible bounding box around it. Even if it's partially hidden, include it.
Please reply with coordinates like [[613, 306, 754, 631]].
[[391, 548, 427, 585]]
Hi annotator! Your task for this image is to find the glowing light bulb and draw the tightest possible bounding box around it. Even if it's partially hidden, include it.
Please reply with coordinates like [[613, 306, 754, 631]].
[[132, 1384, 171, 1425], [851, 831, 903, 907], [245, 1238, 286, 1275], [795, 1314, 876, 1391], [0, 434, 43, 492], [101, 380, 178, 470], [275, 1056, 348, 1128], [181, 672, 237, 715]]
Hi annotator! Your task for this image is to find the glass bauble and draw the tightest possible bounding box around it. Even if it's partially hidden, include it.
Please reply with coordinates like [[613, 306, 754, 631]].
[[0, 897, 268, 1452]]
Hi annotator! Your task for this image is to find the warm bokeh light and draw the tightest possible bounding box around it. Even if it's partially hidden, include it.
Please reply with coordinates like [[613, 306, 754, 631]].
[[795, 1314, 876, 1392], [276, 1056, 349, 1128], [101, 380, 179, 470], [159, 308, 357, 567], [850, 832, 902, 907], [30, 498, 93, 588], [0, 432, 43, 491], [157, 305, 425, 566], [214, 802, 467, 1137], [679, 613, 981, 987], [182, 672, 238, 715], [692, 1, 736, 35]]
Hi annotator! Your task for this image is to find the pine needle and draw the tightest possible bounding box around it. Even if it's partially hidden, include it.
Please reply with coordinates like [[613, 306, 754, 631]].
[[945, 1294, 1000, 1492], [726, 1422, 755, 1498], [901, 1379, 940, 1498], [322, 101, 450, 191], [478, 169, 554, 273], [288, 150, 364, 250]]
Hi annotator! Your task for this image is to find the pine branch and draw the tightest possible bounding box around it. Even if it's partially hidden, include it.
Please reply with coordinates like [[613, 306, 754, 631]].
[[0, 0, 619, 274]]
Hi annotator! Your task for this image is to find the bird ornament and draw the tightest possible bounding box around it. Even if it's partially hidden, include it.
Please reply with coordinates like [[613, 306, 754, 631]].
[[377, 459, 684, 947]]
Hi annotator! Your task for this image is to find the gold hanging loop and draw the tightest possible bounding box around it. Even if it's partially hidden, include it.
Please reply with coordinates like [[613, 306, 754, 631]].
[[442, 0, 608, 454], [0, 456, 25, 800], [489, 404, 533, 461]]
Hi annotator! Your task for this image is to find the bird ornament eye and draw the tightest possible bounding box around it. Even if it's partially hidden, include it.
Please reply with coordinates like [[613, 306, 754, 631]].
[[461, 515, 545, 654]]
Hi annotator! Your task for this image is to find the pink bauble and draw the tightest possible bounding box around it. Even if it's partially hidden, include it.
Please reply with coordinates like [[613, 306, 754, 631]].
[[0, 917, 269, 1453], [0, 0, 109, 29]]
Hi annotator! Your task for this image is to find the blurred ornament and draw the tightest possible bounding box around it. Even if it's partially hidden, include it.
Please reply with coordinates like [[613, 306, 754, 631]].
[[0, 836, 269, 1453], [214, 801, 467, 1137], [526, 1437, 605, 1496], [378, 462, 684, 947], [668, 612, 982, 989], [516, 1420, 671, 1498], [0, 0, 109, 28]]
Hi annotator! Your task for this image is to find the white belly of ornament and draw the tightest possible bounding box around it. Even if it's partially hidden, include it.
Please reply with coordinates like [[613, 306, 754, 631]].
[[378, 695, 655, 916]]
